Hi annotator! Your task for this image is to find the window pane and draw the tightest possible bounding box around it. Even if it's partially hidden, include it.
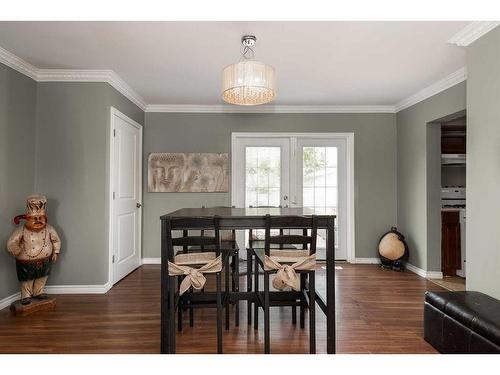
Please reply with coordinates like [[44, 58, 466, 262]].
[[326, 167, 337, 187], [314, 187, 326, 206], [315, 167, 326, 186], [257, 190, 269, 206], [246, 187, 258, 207], [269, 169, 280, 188], [303, 169, 314, 187], [302, 146, 338, 256], [246, 168, 258, 187], [246, 148, 258, 168], [258, 167, 269, 187], [326, 187, 337, 206], [269, 188, 280, 206], [246, 146, 281, 208], [303, 187, 314, 206]]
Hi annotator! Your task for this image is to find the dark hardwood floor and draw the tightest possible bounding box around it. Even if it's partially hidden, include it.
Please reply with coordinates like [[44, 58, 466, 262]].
[[0, 263, 444, 354]]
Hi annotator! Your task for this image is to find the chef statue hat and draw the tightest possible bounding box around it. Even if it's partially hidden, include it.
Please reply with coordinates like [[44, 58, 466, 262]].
[[25, 195, 47, 216]]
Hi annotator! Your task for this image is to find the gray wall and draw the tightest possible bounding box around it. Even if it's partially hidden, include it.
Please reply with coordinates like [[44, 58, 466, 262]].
[[0, 63, 37, 301], [143, 112, 397, 260], [396, 82, 466, 271], [466, 27, 500, 299], [35, 82, 144, 286]]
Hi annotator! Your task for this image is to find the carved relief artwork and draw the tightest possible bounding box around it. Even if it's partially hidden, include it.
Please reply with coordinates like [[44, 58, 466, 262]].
[[148, 153, 229, 192]]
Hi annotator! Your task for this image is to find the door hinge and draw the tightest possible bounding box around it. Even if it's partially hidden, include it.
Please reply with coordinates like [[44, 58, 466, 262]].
[[112, 255, 115, 263], [113, 129, 116, 137], [113, 192, 116, 200]]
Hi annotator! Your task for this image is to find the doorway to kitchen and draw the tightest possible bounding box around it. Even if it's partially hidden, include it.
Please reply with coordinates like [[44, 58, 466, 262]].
[[231, 132, 354, 262], [426, 110, 466, 291]]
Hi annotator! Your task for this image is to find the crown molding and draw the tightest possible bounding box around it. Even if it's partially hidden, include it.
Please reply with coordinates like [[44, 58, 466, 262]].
[[0, 44, 466, 116], [0, 45, 38, 80], [448, 21, 500, 47], [394, 67, 467, 113], [145, 104, 396, 113], [0, 46, 146, 111], [37, 69, 147, 110]]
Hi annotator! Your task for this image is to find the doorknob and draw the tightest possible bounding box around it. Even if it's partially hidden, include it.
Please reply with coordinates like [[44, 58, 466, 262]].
[[136, 203, 142, 208]]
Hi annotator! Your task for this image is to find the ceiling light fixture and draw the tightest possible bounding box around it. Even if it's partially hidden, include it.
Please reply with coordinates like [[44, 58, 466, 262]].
[[221, 35, 276, 106]]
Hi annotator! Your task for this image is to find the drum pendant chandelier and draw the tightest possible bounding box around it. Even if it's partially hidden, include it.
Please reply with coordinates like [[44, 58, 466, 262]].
[[222, 35, 276, 106]]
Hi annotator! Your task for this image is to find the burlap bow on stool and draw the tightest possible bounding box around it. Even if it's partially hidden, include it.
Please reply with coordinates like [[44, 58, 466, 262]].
[[264, 254, 316, 291], [168, 255, 222, 295]]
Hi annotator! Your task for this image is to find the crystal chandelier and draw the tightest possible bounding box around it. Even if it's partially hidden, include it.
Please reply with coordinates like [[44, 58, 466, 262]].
[[222, 35, 276, 106]]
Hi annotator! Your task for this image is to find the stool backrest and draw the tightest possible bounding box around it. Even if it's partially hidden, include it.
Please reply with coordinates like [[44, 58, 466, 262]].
[[264, 214, 318, 256], [164, 216, 221, 261], [248, 205, 283, 248], [200, 206, 236, 249]]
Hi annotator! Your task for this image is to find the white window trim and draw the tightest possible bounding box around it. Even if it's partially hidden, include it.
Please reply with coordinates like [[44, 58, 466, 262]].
[[231, 132, 355, 263]]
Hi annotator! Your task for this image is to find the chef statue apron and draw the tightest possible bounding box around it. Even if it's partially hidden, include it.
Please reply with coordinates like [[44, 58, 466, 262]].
[[7, 195, 61, 305]]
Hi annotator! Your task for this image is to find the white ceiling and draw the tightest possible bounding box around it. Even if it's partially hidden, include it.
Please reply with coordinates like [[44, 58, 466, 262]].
[[0, 21, 468, 106]]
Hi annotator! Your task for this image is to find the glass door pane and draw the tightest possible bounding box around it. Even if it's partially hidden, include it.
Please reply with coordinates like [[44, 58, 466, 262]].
[[245, 146, 282, 241], [245, 147, 281, 207], [231, 136, 290, 252], [302, 146, 339, 260]]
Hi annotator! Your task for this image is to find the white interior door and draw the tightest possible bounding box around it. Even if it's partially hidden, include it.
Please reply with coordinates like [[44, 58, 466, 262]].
[[111, 108, 142, 284], [232, 133, 352, 261]]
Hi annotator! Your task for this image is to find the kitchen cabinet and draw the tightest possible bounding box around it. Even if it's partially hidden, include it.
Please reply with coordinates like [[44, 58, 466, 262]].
[[441, 210, 461, 276], [441, 135, 466, 154]]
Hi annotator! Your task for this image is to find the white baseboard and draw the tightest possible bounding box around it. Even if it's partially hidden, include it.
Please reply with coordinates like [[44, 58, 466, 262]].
[[45, 282, 112, 294], [405, 263, 427, 278], [406, 263, 443, 279], [0, 292, 21, 311], [1, 282, 112, 310], [142, 257, 161, 264], [353, 257, 380, 264], [426, 271, 444, 279]]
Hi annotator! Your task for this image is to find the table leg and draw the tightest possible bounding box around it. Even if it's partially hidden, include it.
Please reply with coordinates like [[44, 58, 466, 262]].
[[326, 216, 336, 354], [160, 219, 169, 354]]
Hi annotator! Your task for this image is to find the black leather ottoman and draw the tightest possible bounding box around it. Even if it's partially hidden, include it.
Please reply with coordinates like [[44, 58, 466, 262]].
[[424, 291, 500, 353]]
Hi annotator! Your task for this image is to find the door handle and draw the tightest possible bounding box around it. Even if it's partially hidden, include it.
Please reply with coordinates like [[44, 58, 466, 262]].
[[136, 203, 142, 208]]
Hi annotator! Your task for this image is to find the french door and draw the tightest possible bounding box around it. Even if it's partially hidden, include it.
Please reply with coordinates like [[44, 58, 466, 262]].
[[232, 133, 351, 261]]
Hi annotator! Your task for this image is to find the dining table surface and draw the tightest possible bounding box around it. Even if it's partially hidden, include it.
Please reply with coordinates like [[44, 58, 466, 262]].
[[160, 206, 336, 353]]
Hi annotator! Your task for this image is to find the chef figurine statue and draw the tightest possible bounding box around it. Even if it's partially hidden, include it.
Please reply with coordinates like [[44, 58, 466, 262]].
[[6, 195, 61, 305]]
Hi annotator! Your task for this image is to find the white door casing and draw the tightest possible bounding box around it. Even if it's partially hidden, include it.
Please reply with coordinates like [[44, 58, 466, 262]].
[[109, 107, 142, 285], [231, 132, 355, 262]]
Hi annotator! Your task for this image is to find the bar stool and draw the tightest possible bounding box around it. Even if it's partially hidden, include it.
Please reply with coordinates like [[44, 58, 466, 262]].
[[164, 216, 224, 353], [200, 206, 240, 328], [253, 214, 318, 354], [246, 206, 299, 327]]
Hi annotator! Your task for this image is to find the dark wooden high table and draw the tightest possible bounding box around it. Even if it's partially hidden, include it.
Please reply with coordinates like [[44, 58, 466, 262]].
[[160, 207, 336, 354]]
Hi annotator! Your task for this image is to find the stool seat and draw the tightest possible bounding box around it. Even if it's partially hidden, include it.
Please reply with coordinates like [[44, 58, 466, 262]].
[[269, 249, 311, 263], [254, 249, 312, 266], [174, 252, 216, 266]]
